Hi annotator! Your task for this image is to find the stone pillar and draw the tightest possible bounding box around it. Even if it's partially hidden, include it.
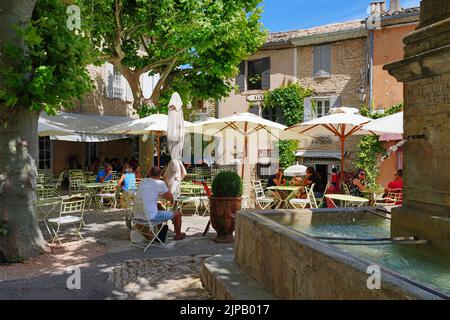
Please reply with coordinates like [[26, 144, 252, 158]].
[[385, 0, 450, 253]]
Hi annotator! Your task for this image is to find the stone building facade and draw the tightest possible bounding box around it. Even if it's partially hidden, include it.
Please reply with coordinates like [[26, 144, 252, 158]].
[[217, 19, 369, 183]]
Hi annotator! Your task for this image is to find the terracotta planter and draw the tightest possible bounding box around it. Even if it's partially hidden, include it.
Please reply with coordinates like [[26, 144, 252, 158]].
[[209, 196, 242, 243]]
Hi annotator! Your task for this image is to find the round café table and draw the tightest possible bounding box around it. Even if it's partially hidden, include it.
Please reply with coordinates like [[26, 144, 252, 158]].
[[267, 186, 302, 209], [325, 194, 370, 208]]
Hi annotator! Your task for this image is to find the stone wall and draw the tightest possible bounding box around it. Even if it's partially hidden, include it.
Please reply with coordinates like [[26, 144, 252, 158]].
[[79, 64, 136, 117], [297, 37, 368, 107]]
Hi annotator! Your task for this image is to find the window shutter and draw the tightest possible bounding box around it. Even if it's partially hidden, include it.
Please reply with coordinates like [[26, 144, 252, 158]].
[[121, 75, 132, 101], [313, 47, 321, 77], [261, 57, 271, 90], [140, 72, 153, 99], [330, 95, 341, 109], [303, 97, 313, 121], [236, 61, 246, 93], [105, 63, 114, 98], [322, 45, 331, 75]]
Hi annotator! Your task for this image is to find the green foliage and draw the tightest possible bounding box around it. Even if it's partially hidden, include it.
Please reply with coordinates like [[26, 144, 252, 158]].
[[76, 0, 267, 107], [212, 171, 243, 198], [264, 83, 312, 168], [264, 83, 313, 127], [277, 140, 298, 170], [0, 0, 94, 115], [355, 103, 404, 188]]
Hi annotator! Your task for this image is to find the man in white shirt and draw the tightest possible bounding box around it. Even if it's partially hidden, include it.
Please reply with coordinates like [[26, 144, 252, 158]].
[[135, 166, 186, 240]]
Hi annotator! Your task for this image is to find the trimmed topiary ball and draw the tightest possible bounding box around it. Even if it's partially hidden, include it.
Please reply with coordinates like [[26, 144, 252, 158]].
[[211, 171, 243, 198]]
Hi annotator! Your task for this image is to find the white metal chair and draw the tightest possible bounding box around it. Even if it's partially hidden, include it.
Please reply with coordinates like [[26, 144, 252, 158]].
[[252, 180, 275, 210], [47, 195, 86, 244], [130, 199, 169, 251], [94, 182, 118, 209], [69, 178, 86, 195], [375, 188, 403, 207], [289, 184, 318, 209]]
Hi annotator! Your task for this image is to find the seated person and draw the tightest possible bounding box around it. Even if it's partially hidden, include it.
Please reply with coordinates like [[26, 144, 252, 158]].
[[383, 169, 403, 204], [349, 169, 366, 197], [266, 168, 287, 189], [289, 176, 303, 186], [134, 166, 186, 241], [96, 163, 113, 183], [118, 164, 137, 208], [301, 166, 325, 199]]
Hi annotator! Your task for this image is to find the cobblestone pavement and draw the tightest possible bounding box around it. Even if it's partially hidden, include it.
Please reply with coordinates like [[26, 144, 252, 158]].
[[109, 255, 214, 300], [0, 209, 233, 300]]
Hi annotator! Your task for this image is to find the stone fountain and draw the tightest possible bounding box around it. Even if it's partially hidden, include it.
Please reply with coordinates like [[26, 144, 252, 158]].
[[385, 0, 450, 253]]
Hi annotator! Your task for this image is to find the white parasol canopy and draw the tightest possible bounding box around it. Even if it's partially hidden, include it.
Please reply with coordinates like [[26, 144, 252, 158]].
[[98, 113, 192, 166], [164, 92, 187, 197], [188, 112, 305, 178], [284, 163, 307, 177], [362, 111, 403, 135], [286, 107, 373, 180]]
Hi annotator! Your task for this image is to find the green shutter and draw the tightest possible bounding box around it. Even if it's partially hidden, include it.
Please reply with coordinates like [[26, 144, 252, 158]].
[[236, 61, 246, 93], [261, 57, 271, 89]]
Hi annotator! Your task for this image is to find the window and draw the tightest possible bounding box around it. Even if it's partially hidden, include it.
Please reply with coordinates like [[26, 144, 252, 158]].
[[247, 60, 264, 90], [112, 66, 123, 99], [313, 45, 331, 78], [236, 57, 270, 92], [315, 99, 331, 118], [38, 137, 52, 170], [262, 106, 285, 125], [84, 142, 98, 169]]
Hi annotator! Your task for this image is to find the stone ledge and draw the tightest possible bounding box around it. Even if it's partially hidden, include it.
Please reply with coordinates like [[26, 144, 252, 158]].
[[200, 254, 278, 300]]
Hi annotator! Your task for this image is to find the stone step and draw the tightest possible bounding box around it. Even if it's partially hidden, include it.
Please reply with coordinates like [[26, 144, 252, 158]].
[[201, 254, 278, 300]]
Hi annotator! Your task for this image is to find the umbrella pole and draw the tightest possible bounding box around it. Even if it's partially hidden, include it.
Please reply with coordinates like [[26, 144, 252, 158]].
[[340, 137, 345, 182], [241, 123, 248, 179], [157, 133, 161, 167]]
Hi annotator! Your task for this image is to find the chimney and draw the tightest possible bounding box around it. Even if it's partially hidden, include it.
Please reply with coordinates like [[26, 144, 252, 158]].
[[370, 1, 387, 15], [389, 0, 401, 13]]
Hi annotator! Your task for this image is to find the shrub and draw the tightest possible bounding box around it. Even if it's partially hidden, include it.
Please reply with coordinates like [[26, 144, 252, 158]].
[[211, 171, 243, 198]]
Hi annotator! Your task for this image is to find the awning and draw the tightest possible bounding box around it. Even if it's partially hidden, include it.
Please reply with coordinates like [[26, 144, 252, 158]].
[[39, 112, 135, 142], [295, 150, 341, 159]]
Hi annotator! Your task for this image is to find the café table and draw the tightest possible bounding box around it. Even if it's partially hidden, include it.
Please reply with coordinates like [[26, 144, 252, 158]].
[[81, 182, 106, 209], [325, 194, 370, 208], [267, 186, 302, 209]]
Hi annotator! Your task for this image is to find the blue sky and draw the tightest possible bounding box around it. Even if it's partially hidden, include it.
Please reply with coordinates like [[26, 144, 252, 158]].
[[260, 0, 421, 32]]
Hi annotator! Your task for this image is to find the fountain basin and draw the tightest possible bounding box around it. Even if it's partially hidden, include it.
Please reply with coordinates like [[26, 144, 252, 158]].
[[233, 209, 450, 300]]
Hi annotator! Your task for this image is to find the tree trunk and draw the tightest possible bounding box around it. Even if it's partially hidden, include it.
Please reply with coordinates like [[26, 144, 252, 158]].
[[0, 108, 48, 261], [0, 0, 48, 262]]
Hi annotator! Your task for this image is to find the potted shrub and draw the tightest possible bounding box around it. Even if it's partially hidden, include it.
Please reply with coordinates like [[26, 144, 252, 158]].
[[209, 171, 243, 243]]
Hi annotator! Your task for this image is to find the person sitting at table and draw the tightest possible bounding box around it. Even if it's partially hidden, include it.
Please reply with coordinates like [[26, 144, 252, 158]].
[[89, 157, 101, 173], [289, 175, 303, 186], [96, 163, 113, 183], [132, 164, 142, 180], [118, 164, 137, 208], [382, 169, 403, 204], [266, 168, 287, 189], [135, 166, 186, 241], [302, 166, 325, 199], [349, 169, 366, 197]]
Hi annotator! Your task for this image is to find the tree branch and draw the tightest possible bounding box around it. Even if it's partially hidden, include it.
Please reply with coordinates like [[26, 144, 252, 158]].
[[113, 0, 125, 60]]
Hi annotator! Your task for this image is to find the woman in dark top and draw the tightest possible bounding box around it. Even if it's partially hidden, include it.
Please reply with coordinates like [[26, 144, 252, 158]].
[[266, 168, 287, 189], [302, 166, 324, 198], [349, 169, 366, 197]]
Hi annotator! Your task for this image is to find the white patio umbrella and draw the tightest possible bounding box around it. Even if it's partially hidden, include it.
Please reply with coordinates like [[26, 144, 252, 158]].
[[362, 111, 403, 135], [98, 113, 192, 167], [188, 112, 305, 178], [286, 107, 373, 181], [164, 92, 187, 196], [284, 162, 307, 177]]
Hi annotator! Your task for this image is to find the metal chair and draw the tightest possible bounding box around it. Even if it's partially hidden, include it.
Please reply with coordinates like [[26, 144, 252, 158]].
[[130, 199, 169, 251], [69, 178, 86, 195], [252, 180, 275, 210], [375, 188, 403, 206], [47, 195, 86, 244], [94, 182, 118, 209], [289, 184, 318, 209]]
